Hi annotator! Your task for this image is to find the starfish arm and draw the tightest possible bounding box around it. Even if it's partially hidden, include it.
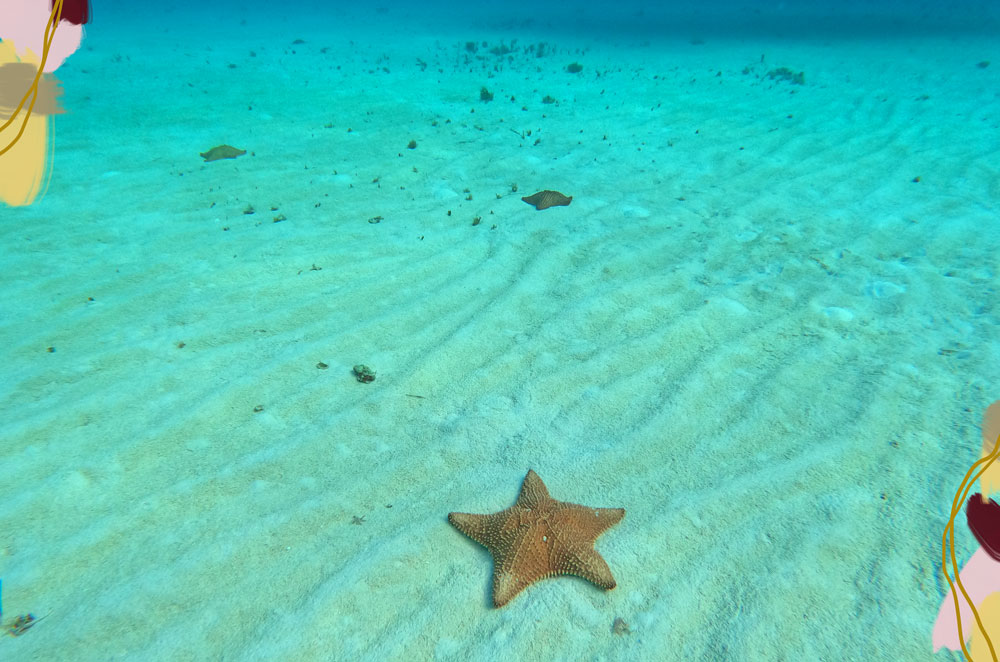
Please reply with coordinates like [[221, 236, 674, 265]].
[[493, 563, 553, 607], [558, 548, 617, 590], [516, 469, 551, 508], [555, 505, 625, 540], [591, 506, 626, 533], [448, 511, 497, 547]]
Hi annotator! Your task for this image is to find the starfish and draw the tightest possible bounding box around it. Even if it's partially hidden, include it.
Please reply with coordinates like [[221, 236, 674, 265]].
[[521, 190, 573, 210], [448, 469, 625, 607], [199, 145, 246, 162]]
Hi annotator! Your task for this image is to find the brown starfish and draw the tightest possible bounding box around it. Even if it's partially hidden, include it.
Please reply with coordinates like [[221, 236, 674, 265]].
[[199, 145, 247, 162], [521, 190, 572, 210], [448, 469, 624, 607]]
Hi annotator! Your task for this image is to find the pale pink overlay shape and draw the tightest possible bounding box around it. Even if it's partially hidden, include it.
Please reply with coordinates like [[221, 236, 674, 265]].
[[933, 548, 1000, 651], [1, 0, 83, 71]]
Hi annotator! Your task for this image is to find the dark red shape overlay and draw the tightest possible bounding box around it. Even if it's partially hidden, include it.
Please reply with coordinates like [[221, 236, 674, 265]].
[[967, 493, 1000, 562], [54, 0, 90, 25]]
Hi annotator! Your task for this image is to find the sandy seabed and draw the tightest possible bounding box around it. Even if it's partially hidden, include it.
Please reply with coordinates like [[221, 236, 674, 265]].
[[1, 5, 998, 660]]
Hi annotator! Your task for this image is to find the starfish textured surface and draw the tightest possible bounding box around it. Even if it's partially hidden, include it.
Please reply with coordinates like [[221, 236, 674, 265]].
[[448, 469, 625, 607], [199, 145, 247, 162], [521, 190, 573, 210]]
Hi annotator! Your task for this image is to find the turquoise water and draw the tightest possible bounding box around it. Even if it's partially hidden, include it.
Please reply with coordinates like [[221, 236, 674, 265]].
[[1, 2, 999, 660]]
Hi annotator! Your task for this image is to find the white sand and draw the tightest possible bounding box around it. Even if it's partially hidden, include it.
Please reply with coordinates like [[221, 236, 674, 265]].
[[1, 3, 998, 660]]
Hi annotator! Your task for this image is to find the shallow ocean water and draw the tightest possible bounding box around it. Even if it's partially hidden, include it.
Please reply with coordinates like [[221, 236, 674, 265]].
[[1, 1, 999, 660]]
